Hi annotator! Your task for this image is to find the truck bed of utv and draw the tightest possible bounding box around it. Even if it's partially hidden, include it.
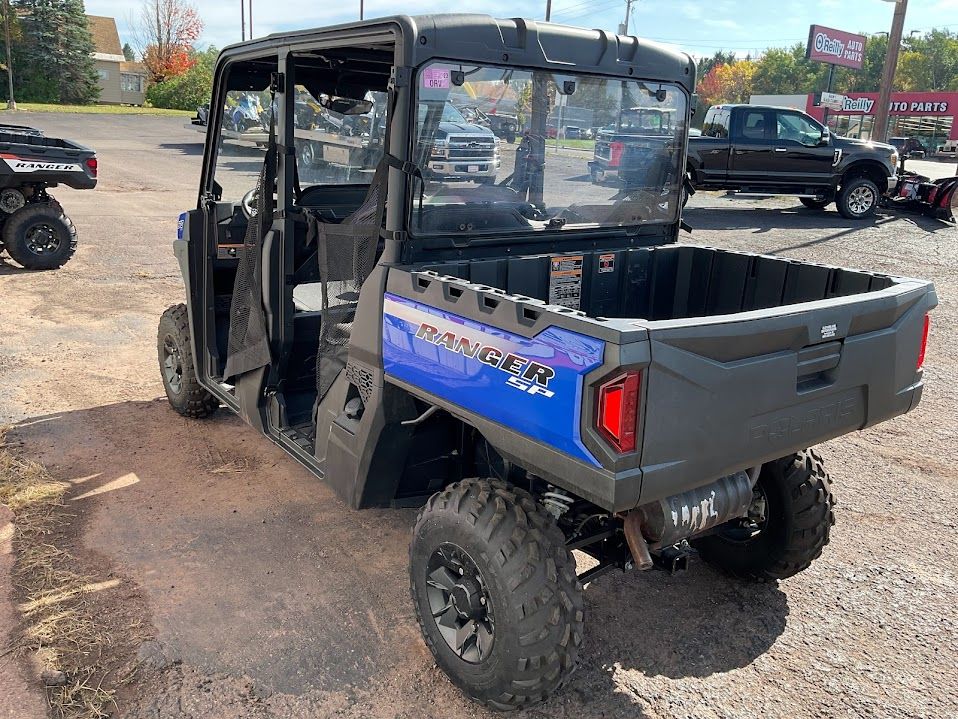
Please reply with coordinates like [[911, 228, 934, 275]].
[[382, 244, 936, 512], [0, 125, 97, 190]]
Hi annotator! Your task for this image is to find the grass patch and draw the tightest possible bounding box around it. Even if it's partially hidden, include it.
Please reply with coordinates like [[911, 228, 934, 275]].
[[0, 427, 136, 718], [2, 103, 191, 116], [550, 138, 596, 151]]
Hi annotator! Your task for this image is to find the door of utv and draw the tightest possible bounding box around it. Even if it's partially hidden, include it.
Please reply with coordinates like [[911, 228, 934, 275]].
[[195, 51, 283, 429]]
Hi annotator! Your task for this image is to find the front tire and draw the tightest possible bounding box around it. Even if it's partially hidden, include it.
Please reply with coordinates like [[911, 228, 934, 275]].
[[2, 203, 77, 270], [836, 176, 879, 219], [410, 479, 583, 711], [157, 304, 218, 418], [692, 450, 835, 582]]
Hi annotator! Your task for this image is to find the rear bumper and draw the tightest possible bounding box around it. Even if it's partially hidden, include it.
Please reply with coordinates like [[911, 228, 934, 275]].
[[428, 159, 499, 179]]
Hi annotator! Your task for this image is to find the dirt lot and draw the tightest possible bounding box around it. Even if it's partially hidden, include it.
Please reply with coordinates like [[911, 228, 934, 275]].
[[1, 113, 957, 719]]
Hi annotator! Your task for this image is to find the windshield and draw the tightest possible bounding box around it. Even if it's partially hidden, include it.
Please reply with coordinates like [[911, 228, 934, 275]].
[[412, 62, 687, 236]]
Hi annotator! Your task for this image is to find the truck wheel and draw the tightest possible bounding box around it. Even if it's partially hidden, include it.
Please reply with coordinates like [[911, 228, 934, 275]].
[[409, 479, 583, 711], [800, 197, 831, 210], [297, 140, 316, 168], [2, 203, 77, 270], [692, 450, 835, 582], [157, 304, 219, 418], [836, 177, 879, 219]]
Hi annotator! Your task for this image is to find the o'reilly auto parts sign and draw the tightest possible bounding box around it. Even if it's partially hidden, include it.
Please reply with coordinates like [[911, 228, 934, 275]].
[[806, 25, 867, 70]]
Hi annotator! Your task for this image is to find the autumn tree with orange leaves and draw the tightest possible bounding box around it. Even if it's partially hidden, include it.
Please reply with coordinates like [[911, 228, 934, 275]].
[[697, 60, 756, 107], [133, 0, 203, 83]]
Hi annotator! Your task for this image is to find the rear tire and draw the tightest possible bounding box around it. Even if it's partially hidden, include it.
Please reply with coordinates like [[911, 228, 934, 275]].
[[157, 304, 218, 418], [410, 479, 583, 711], [2, 203, 77, 270], [836, 176, 879, 219], [800, 197, 831, 210], [692, 449, 835, 582]]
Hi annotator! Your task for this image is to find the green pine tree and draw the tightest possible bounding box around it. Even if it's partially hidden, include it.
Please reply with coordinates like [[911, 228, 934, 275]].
[[12, 0, 99, 104]]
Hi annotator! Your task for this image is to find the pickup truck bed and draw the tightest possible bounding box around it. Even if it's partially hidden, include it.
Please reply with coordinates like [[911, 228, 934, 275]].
[[383, 245, 936, 512]]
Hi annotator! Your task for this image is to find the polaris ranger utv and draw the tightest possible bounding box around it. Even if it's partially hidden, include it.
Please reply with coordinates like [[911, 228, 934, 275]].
[[0, 124, 96, 269], [158, 15, 937, 710]]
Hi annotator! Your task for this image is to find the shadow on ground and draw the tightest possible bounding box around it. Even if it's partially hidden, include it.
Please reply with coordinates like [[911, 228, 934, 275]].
[[159, 141, 205, 156], [11, 399, 789, 717], [683, 202, 951, 240]]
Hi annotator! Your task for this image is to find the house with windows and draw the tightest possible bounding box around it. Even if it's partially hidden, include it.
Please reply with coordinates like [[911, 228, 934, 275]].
[[88, 15, 148, 105]]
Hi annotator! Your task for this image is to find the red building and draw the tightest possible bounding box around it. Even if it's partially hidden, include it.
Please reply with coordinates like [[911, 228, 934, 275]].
[[804, 91, 957, 150]]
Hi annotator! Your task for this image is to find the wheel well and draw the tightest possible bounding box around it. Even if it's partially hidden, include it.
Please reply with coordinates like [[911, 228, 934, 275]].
[[392, 407, 516, 503], [686, 159, 701, 184], [841, 162, 888, 191]]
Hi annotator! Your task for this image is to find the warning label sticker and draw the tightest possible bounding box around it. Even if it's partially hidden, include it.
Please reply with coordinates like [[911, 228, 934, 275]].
[[598, 253, 615, 273], [549, 255, 583, 309]]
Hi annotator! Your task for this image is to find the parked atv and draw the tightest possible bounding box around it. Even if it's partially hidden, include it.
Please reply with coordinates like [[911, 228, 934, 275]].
[[0, 124, 96, 270]]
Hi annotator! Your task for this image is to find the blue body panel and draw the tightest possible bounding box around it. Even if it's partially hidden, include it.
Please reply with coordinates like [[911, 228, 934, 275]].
[[176, 211, 187, 241], [382, 293, 605, 466]]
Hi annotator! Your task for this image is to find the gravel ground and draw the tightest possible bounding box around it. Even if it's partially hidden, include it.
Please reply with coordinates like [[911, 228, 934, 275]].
[[0, 113, 956, 719]]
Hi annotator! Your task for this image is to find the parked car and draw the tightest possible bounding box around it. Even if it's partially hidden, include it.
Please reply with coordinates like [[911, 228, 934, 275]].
[[588, 107, 677, 185], [564, 125, 582, 139], [425, 102, 500, 184], [890, 136, 928, 159], [687, 104, 899, 219], [939, 138, 958, 155]]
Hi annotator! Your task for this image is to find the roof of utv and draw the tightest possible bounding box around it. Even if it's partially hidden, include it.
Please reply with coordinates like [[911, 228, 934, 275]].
[[218, 13, 697, 91]]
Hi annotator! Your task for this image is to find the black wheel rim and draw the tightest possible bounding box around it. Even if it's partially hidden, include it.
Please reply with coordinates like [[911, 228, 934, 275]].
[[24, 222, 61, 256], [425, 543, 495, 664], [162, 335, 183, 395], [715, 483, 769, 543]]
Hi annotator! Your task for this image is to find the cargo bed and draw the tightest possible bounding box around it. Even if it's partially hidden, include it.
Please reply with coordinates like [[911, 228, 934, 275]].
[[0, 125, 97, 190], [385, 245, 936, 511]]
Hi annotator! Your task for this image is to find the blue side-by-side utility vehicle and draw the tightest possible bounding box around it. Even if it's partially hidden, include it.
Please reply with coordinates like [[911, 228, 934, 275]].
[[158, 14, 937, 710]]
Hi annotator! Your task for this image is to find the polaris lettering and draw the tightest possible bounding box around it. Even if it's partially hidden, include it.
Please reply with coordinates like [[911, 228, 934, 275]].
[[415, 322, 556, 388]]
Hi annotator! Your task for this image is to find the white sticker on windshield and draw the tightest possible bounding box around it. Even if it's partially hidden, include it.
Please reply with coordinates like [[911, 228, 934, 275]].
[[423, 68, 450, 89]]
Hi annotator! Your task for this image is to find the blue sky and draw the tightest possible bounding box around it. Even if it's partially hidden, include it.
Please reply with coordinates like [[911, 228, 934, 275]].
[[86, 0, 958, 59]]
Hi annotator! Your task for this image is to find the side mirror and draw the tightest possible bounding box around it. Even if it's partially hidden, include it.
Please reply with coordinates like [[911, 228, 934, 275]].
[[820, 128, 831, 145]]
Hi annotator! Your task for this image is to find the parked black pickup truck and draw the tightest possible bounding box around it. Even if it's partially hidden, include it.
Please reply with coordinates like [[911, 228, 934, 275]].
[[687, 104, 899, 219]]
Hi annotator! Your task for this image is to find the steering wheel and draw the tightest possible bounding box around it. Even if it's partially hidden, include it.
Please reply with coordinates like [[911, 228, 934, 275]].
[[241, 187, 259, 219]]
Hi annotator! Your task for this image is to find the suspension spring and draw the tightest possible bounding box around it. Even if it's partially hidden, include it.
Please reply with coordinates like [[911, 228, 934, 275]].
[[541, 488, 575, 519]]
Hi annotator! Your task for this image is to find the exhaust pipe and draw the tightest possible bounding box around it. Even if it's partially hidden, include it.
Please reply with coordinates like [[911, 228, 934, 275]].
[[622, 511, 653, 570], [623, 469, 758, 569]]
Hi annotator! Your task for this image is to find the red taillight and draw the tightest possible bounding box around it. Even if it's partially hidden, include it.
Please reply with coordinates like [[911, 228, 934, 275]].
[[596, 371, 640, 453], [917, 314, 930, 369], [85, 157, 98, 177], [609, 141, 624, 168]]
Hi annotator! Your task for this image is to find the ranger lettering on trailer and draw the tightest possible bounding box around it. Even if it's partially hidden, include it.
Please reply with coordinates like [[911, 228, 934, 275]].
[[414, 321, 557, 396], [0, 154, 84, 173]]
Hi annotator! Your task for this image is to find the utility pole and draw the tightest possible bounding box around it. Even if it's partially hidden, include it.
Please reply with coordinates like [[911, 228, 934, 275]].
[[873, 0, 907, 143], [240, 0, 245, 40], [360, 0, 364, 20], [619, 0, 634, 35], [545, 0, 552, 21], [248, 0, 253, 38], [2, 0, 14, 110]]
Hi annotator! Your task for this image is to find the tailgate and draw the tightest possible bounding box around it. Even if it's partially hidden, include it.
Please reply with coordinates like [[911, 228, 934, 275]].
[[638, 279, 936, 503]]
